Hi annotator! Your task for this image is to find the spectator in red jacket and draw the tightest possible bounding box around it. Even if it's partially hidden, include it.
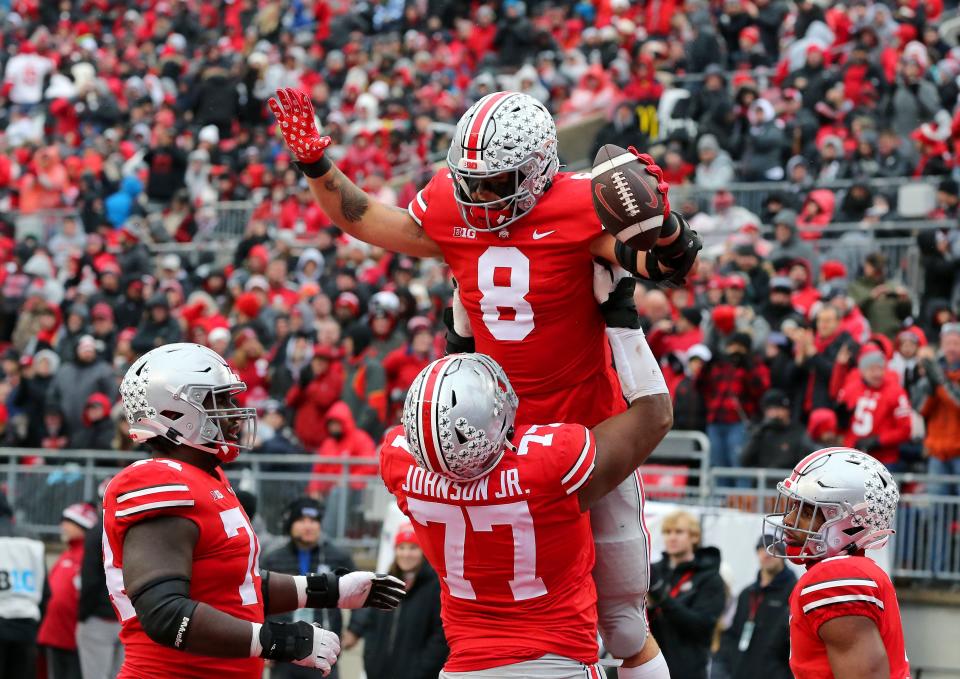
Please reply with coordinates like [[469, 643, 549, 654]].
[[648, 307, 704, 360], [383, 317, 439, 423], [307, 401, 377, 497], [37, 502, 97, 679], [228, 329, 269, 407], [286, 345, 345, 450], [836, 344, 913, 468]]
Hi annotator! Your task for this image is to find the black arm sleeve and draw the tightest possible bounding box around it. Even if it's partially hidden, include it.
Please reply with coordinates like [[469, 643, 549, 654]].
[[129, 576, 199, 650], [442, 307, 475, 355]]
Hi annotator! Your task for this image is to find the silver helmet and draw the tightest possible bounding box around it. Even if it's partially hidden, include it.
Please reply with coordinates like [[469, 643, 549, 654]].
[[402, 353, 518, 482], [120, 343, 257, 463], [764, 447, 899, 562], [447, 91, 559, 232]]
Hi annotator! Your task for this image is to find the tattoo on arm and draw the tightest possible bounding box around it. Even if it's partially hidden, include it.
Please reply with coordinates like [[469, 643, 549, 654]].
[[323, 169, 370, 223]]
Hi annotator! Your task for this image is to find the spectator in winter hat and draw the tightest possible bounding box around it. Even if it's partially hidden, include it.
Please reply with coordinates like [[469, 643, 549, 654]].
[[769, 209, 816, 270], [694, 134, 735, 191], [36, 501, 97, 678], [917, 324, 960, 492], [46, 336, 116, 439], [848, 252, 913, 338], [70, 392, 115, 450], [741, 388, 814, 470], [131, 294, 183, 354], [890, 327, 926, 394]]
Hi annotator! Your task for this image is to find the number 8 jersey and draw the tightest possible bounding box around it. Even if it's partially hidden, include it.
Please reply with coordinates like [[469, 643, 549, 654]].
[[409, 170, 623, 428], [380, 423, 599, 673], [102, 458, 264, 679]]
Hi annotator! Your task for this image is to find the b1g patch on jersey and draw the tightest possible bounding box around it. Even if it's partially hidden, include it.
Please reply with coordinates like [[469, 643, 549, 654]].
[[453, 227, 477, 240]]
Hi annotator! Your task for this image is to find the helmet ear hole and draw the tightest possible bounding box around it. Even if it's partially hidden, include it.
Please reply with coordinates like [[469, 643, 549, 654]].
[[160, 410, 184, 421], [843, 526, 865, 537]]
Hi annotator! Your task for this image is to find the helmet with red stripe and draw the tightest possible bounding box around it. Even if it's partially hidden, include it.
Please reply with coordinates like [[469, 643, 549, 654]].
[[447, 91, 559, 232], [120, 343, 257, 463], [401, 353, 519, 482], [764, 447, 899, 562]]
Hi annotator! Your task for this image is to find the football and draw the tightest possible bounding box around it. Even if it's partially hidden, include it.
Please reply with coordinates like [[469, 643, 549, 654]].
[[591, 144, 666, 251]]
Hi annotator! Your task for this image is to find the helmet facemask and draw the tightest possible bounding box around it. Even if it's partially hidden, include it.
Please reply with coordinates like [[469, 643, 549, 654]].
[[764, 479, 895, 563], [190, 384, 257, 461], [449, 155, 546, 232]]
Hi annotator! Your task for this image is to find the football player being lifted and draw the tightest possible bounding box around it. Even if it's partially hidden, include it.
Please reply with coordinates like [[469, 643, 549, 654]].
[[765, 448, 910, 679], [103, 343, 406, 679], [271, 87, 696, 678], [381, 276, 671, 678]]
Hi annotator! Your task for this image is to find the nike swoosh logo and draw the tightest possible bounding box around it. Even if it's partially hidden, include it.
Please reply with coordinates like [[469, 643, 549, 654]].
[[532, 229, 556, 240]]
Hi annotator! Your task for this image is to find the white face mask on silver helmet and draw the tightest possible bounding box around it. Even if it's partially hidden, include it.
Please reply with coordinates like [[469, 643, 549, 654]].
[[447, 91, 559, 232], [120, 343, 257, 463], [764, 447, 899, 562], [402, 353, 519, 482]]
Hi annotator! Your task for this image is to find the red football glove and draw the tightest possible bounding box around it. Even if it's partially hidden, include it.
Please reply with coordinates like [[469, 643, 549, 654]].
[[268, 87, 332, 164], [627, 146, 671, 219]]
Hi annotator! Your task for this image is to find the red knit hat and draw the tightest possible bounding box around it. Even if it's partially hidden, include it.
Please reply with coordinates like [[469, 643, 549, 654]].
[[394, 522, 420, 547], [712, 305, 737, 335], [234, 292, 262, 319], [896, 326, 927, 348], [820, 260, 847, 281], [807, 408, 838, 441]]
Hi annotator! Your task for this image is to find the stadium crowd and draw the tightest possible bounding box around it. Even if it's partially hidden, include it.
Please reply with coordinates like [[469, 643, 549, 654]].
[[3, 3, 960, 678], [0, 0, 959, 495]]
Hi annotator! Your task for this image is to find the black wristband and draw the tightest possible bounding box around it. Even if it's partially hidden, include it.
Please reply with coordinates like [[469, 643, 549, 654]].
[[654, 213, 692, 261], [614, 240, 641, 275], [293, 156, 333, 178], [443, 306, 475, 355], [657, 211, 680, 239], [304, 571, 339, 608], [259, 620, 313, 661]]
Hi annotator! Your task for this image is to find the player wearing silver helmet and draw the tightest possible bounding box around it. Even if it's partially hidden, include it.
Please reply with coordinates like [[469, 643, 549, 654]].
[[102, 343, 405, 678]]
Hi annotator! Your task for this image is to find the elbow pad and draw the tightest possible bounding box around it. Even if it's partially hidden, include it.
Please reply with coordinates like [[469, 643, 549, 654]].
[[129, 576, 198, 650]]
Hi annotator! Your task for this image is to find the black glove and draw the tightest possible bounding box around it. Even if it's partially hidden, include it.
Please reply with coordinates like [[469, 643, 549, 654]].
[[299, 365, 314, 388], [647, 578, 668, 607], [645, 212, 702, 287], [599, 276, 640, 329], [855, 436, 880, 453]]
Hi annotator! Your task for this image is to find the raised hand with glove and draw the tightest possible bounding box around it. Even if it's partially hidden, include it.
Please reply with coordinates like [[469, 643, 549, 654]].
[[268, 87, 442, 258]]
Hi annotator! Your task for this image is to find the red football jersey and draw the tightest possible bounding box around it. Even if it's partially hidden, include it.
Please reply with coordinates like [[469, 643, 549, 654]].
[[380, 423, 599, 672], [837, 374, 913, 465], [102, 457, 264, 679], [790, 555, 910, 679], [409, 170, 624, 427]]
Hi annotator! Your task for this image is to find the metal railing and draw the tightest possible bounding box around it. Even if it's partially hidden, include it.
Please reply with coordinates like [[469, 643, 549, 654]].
[[5, 434, 960, 582]]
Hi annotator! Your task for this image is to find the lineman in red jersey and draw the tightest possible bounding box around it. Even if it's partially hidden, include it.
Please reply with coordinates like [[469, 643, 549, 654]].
[[270, 86, 698, 676], [764, 447, 910, 679], [381, 279, 672, 677], [104, 343, 406, 678]]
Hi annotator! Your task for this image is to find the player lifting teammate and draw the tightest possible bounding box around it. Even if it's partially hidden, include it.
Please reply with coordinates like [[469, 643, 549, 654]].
[[103, 343, 406, 678], [381, 277, 671, 677], [765, 447, 910, 679], [271, 87, 697, 677]]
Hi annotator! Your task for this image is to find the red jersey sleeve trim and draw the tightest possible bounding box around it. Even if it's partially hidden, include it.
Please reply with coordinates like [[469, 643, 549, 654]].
[[115, 499, 195, 518], [800, 577, 878, 597], [802, 592, 884, 614], [115, 484, 190, 504], [408, 189, 428, 226], [561, 426, 596, 495]]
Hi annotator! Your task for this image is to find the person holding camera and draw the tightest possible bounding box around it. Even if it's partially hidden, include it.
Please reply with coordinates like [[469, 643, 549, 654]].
[[740, 389, 814, 471], [697, 333, 770, 472]]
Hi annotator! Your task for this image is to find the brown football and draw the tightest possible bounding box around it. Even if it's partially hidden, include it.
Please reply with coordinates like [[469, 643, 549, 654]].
[[591, 144, 665, 251]]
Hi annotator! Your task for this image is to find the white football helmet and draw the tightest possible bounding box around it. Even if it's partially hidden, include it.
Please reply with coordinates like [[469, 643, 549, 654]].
[[447, 91, 559, 232], [764, 447, 899, 562], [120, 343, 257, 463], [402, 353, 518, 482]]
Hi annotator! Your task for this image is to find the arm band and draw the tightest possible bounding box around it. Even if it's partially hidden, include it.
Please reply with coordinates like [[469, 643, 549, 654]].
[[605, 326, 669, 402], [129, 576, 198, 650], [261, 570, 271, 614], [293, 156, 333, 178], [657, 210, 680, 240], [614, 240, 641, 276]]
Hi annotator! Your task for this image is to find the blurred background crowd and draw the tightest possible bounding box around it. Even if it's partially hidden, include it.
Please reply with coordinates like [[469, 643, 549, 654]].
[[3, 2, 960, 677]]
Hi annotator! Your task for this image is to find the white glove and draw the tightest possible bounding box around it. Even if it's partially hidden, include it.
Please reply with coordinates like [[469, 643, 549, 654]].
[[292, 625, 340, 675], [338, 571, 406, 609]]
